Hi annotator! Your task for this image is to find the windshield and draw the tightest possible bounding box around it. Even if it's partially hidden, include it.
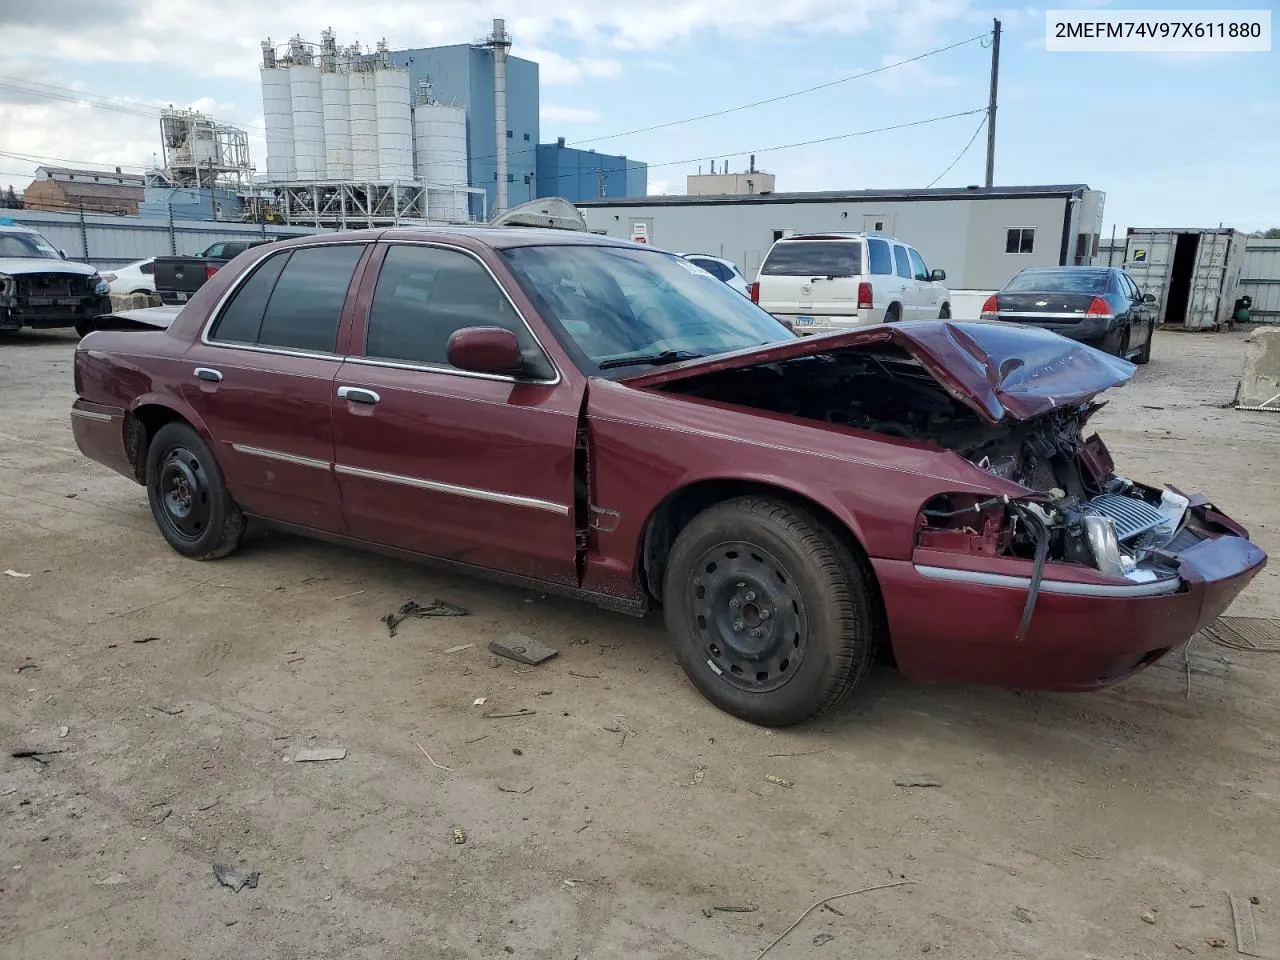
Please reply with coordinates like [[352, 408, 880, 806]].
[[500, 244, 793, 374], [1004, 269, 1110, 293], [760, 240, 862, 277], [0, 230, 61, 260]]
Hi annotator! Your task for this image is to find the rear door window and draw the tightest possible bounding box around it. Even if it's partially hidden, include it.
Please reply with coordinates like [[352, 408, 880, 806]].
[[689, 257, 728, 281], [140, 261, 155, 275], [893, 245, 912, 279], [760, 241, 861, 277], [208, 253, 289, 344], [866, 237, 893, 275], [907, 247, 929, 281]]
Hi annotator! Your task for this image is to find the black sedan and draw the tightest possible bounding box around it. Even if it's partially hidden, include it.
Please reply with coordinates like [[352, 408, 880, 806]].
[[981, 266, 1156, 363]]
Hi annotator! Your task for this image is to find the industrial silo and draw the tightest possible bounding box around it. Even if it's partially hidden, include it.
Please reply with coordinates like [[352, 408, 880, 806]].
[[320, 29, 351, 180], [260, 40, 295, 181], [288, 37, 325, 181], [347, 60, 380, 181], [374, 58, 414, 182], [414, 86, 469, 222]]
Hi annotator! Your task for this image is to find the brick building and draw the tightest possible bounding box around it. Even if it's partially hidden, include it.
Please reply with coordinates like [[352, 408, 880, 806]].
[[22, 166, 145, 215]]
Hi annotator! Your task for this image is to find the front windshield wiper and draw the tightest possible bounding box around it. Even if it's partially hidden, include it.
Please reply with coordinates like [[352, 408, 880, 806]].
[[597, 349, 705, 370]]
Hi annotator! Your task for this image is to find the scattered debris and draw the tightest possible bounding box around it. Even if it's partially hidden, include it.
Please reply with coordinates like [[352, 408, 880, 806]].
[[88, 580, 211, 625], [301, 575, 330, 584], [443, 643, 474, 654], [813, 933, 835, 946], [713, 903, 758, 913], [1174, 941, 1195, 953], [1205, 937, 1227, 948], [602, 716, 635, 745], [152, 807, 172, 824], [293, 747, 346, 763], [381, 598, 467, 637], [15, 663, 38, 673], [1070, 848, 1103, 860], [452, 826, 467, 844], [562, 878, 589, 888], [568, 670, 599, 679], [766, 748, 829, 758], [488, 634, 558, 666], [821, 903, 844, 917], [1012, 906, 1034, 924], [472, 697, 488, 706], [484, 709, 536, 720], [753, 880, 916, 960], [690, 766, 706, 786], [512, 748, 523, 756], [151, 705, 183, 716], [197, 798, 221, 812], [702, 907, 715, 918], [1250, 896, 1261, 905], [11, 748, 64, 763], [894, 775, 942, 788], [94, 872, 130, 886], [464, 735, 489, 745], [58, 726, 68, 739], [764, 775, 794, 789], [575, 819, 593, 833], [536, 689, 553, 696], [498, 785, 533, 794], [213, 862, 260, 893], [1230, 895, 1260, 957], [331, 590, 365, 601], [133, 636, 158, 645], [488, 655, 502, 668], [1142, 405, 1166, 410], [414, 740, 453, 772], [0, 787, 16, 797], [286, 656, 305, 665], [1141, 910, 1157, 925], [65, 493, 78, 499], [4, 569, 32, 578]]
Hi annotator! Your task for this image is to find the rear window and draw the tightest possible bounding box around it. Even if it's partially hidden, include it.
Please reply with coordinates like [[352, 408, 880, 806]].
[[760, 241, 862, 277], [1004, 269, 1111, 293]]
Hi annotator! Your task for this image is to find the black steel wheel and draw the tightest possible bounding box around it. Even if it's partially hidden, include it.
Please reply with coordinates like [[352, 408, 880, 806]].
[[146, 421, 245, 560], [663, 496, 880, 726]]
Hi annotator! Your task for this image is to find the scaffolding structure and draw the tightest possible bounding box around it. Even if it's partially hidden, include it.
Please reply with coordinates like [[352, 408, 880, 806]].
[[252, 178, 486, 227], [151, 109, 253, 190]]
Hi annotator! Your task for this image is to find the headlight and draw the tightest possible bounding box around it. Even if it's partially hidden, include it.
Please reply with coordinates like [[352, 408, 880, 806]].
[[91, 275, 110, 296], [0, 273, 13, 299], [1083, 514, 1124, 576]]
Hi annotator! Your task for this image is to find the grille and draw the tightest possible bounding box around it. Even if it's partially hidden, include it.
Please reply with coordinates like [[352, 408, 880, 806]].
[[16, 273, 90, 298], [1087, 493, 1168, 542]]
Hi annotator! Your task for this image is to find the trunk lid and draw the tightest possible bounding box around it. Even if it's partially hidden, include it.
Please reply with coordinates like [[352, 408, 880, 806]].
[[996, 291, 1099, 320], [618, 320, 1135, 424]]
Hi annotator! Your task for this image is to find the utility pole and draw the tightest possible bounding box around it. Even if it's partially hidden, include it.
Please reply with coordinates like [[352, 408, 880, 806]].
[[984, 17, 1001, 188]]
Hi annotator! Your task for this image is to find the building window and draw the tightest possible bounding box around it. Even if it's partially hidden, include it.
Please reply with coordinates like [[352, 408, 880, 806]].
[[506, 129, 513, 138], [1006, 227, 1035, 254], [507, 173, 514, 183], [523, 133, 530, 141]]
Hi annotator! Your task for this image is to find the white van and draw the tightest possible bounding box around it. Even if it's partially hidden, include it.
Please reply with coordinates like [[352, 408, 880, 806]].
[[750, 233, 950, 333]]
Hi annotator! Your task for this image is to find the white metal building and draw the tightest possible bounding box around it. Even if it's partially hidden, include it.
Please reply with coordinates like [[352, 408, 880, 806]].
[[578, 184, 1106, 293]]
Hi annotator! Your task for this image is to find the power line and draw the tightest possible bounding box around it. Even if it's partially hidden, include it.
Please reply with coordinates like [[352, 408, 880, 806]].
[[926, 114, 987, 188]]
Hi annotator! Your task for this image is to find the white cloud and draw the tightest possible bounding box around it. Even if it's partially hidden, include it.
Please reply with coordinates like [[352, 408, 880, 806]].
[[541, 104, 603, 124], [647, 178, 678, 195], [523, 48, 624, 84]]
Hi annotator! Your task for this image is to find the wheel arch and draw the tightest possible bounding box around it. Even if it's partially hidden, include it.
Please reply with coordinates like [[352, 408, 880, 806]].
[[123, 395, 214, 483]]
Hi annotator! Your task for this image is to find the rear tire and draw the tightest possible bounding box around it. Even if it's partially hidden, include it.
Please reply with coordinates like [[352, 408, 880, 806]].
[[1134, 320, 1154, 365], [662, 496, 878, 727], [1112, 323, 1131, 359], [885, 304, 902, 323], [938, 304, 951, 320], [145, 422, 245, 560]]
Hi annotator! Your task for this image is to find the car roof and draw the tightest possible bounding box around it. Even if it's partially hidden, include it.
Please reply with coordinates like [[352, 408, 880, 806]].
[[0, 222, 39, 235], [776, 233, 880, 242]]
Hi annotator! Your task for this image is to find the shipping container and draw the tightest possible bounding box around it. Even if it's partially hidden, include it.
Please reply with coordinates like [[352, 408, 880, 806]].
[[1121, 228, 1247, 330]]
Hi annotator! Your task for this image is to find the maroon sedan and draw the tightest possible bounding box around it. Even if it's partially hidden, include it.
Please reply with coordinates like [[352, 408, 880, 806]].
[[71, 229, 1266, 726]]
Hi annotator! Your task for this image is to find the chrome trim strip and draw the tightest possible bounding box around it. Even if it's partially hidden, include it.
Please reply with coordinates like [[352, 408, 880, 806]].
[[198, 238, 563, 387], [333, 463, 569, 515], [996, 311, 1107, 321], [913, 564, 1181, 598], [71, 409, 115, 422], [230, 443, 332, 471]]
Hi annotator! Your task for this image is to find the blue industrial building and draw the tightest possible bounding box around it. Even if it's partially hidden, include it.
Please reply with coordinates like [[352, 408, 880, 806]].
[[535, 140, 647, 202], [388, 43, 540, 213]]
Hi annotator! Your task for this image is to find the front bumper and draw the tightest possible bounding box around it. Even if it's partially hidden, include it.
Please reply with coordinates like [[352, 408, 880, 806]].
[[1, 295, 112, 330], [873, 528, 1266, 691]]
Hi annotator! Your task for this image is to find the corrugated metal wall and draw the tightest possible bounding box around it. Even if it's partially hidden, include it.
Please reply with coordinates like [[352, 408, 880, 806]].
[[1240, 240, 1280, 321], [4, 209, 329, 268]]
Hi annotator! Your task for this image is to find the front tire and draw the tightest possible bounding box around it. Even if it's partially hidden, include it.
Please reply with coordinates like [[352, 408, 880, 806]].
[[662, 496, 878, 727], [145, 422, 245, 560]]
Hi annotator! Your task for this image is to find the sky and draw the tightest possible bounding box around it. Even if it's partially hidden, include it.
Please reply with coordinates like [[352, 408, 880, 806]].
[[0, 0, 1276, 235]]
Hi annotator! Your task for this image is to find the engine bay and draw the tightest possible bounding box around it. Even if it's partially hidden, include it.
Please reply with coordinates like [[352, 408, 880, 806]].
[[658, 345, 1213, 581]]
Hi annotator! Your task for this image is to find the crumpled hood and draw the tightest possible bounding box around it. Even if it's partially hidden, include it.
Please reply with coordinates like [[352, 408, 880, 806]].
[[0, 258, 98, 278], [619, 320, 1136, 423]]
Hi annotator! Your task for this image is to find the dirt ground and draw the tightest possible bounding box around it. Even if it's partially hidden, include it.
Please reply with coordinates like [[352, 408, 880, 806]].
[[2, 327, 1278, 960]]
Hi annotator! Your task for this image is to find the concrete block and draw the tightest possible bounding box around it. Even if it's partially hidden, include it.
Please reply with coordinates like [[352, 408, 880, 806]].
[[1234, 326, 1280, 410]]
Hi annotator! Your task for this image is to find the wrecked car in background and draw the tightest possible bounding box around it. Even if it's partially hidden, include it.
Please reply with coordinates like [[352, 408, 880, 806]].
[[69, 228, 1267, 726], [1, 219, 112, 336]]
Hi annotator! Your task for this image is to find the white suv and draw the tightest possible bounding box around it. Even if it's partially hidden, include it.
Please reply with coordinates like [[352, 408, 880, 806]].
[[751, 233, 950, 333]]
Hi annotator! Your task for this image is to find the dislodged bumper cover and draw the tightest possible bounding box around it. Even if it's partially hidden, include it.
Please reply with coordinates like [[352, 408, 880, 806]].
[[621, 320, 1136, 423]]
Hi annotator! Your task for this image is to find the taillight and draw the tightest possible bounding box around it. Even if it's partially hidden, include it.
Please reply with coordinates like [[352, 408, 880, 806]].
[[749, 281, 759, 303], [857, 282, 873, 310], [980, 294, 998, 318], [1086, 296, 1112, 316], [205, 264, 221, 281]]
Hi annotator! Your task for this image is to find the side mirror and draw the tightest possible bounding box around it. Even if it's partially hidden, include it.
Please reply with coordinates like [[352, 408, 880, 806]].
[[930, 268, 947, 282], [446, 326, 523, 375], [58, 248, 69, 260], [1142, 292, 1157, 304]]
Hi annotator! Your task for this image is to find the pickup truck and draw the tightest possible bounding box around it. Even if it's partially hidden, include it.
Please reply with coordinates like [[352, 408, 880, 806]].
[[152, 239, 277, 306]]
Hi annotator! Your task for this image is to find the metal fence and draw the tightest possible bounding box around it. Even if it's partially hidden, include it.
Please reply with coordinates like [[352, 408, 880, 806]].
[[1100, 237, 1280, 323], [4, 208, 330, 269]]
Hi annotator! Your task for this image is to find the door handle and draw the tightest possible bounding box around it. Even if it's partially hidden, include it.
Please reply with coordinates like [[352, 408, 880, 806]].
[[338, 386, 380, 405], [193, 367, 222, 383]]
